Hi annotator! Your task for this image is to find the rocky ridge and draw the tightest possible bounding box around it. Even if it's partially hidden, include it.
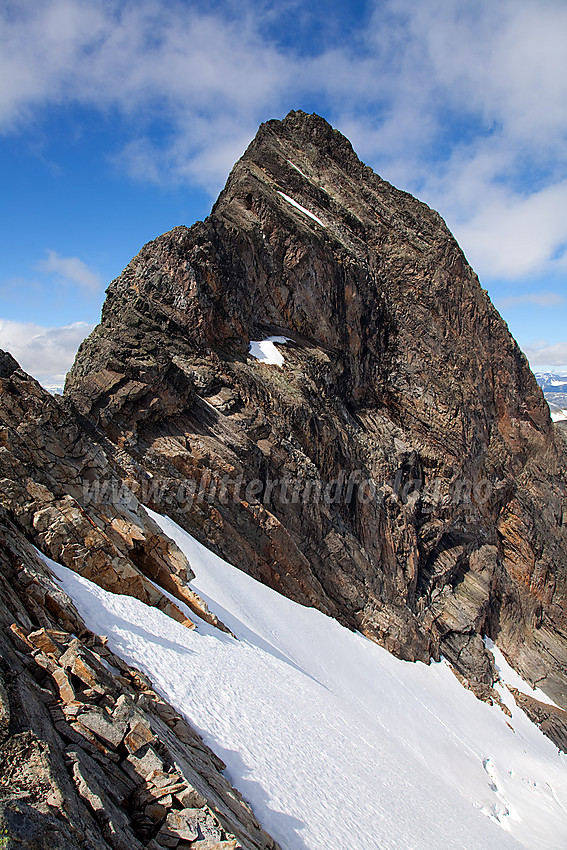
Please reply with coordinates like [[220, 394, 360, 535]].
[[0, 352, 278, 849], [0, 351, 225, 634], [65, 110, 567, 709]]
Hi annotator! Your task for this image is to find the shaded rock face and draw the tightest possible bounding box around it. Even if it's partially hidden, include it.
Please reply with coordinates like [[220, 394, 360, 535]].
[[65, 110, 567, 708]]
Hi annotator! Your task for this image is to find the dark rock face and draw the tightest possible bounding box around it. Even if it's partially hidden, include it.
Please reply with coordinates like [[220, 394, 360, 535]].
[[65, 111, 567, 708]]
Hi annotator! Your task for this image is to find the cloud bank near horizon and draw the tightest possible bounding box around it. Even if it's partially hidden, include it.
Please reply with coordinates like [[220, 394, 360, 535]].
[[523, 341, 567, 372], [0, 319, 93, 388]]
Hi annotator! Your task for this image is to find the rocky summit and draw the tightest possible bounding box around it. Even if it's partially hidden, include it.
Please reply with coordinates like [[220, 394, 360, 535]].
[[67, 110, 567, 703], [1, 110, 567, 847]]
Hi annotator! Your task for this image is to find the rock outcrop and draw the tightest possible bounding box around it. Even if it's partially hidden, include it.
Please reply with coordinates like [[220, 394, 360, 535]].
[[0, 351, 226, 633], [0, 507, 280, 849], [62, 110, 567, 709], [0, 362, 280, 849]]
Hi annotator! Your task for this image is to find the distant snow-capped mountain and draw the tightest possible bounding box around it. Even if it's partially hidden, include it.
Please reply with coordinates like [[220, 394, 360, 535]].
[[535, 373, 567, 393], [534, 373, 567, 420]]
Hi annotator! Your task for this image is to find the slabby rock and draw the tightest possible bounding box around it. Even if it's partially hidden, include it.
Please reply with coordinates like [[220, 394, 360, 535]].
[[123, 745, 165, 782], [124, 719, 155, 753], [75, 706, 127, 750], [158, 808, 200, 842], [176, 784, 208, 809], [67, 747, 143, 850]]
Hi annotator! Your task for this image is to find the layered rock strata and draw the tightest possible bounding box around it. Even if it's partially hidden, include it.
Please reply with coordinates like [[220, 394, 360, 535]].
[[0, 351, 225, 634]]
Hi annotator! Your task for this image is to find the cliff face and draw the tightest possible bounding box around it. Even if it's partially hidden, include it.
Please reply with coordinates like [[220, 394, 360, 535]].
[[65, 110, 567, 708]]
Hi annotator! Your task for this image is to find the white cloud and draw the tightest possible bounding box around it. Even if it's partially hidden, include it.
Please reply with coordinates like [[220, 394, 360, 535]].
[[0, 1, 293, 190], [422, 156, 567, 279], [335, 0, 567, 280], [390, 0, 567, 149], [496, 292, 565, 310], [523, 341, 567, 371], [0, 319, 93, 388], [1, 0, 567, 279], [36, 250, 102, 292]]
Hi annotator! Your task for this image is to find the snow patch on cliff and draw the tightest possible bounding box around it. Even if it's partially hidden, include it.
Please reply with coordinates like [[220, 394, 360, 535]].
[[287, 160, 309, 180], [248, 336, 290, 366], [277, 191, 325, 226]]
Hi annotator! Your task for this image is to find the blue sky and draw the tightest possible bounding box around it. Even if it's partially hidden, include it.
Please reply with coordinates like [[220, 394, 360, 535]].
[[1, 0, 566, 386]]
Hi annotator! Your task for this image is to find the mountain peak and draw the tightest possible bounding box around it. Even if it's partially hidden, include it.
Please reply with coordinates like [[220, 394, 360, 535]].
[[215, 109, 386, 236], [254, 109, 360, 163], [65, 114, 566, 711]]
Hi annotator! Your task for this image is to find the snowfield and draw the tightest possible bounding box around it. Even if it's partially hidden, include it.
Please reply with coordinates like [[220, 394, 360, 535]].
[[47, 511, 567, 850]]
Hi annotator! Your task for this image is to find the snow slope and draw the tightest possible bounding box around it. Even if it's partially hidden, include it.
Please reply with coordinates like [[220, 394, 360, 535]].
[[48, 512, 567, 850]]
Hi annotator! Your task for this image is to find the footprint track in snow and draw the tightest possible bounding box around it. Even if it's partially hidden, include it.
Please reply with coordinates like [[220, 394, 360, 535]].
[[482, 757, 520, 826]]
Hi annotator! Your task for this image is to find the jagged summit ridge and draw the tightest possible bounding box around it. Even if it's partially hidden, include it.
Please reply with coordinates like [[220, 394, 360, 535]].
[[209, 110, 469, 363]]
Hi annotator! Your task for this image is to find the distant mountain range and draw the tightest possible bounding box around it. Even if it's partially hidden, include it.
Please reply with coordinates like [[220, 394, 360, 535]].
[[535, 373, 567, 421]]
